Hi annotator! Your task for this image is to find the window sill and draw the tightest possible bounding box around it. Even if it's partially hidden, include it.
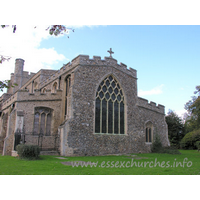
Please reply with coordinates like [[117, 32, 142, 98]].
[[94, 133, 127, 136], [145, 142, 152, 145]]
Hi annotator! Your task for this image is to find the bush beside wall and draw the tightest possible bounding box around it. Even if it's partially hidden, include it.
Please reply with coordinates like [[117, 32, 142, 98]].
[[16, 144, 40, 160], [151, 134, 181, 154]]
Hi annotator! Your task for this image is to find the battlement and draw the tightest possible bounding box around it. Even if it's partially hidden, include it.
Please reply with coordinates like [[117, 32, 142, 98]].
[[137, 97, 165, 114], [17, 89, 62, 102], [21, 71, 36, 78], [0, 89, 62, 111], [71, 55, 137, 78], [0, 93, 12, 103], [40, 54, 137, 88], [0, 93, 18, 110]]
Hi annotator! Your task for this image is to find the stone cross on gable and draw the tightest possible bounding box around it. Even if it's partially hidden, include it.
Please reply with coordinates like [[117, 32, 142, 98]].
[[107, 48, 114, 58]]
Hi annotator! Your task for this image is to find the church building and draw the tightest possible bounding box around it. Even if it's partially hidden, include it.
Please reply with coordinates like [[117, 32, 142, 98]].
[[0, 49, 169, 156]]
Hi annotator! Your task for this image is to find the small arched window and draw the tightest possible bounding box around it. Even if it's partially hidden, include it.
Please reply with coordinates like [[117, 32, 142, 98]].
[[95, 75, 125, 134], [65, 75, 71, 118], [34, 82, 38, 89], [52, 82, 58, 93], [42, 88, 47, 93], [145, 121, 153, 143]]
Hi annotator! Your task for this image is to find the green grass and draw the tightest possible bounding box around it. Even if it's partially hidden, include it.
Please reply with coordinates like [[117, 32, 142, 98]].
[[0, 150, 200, 175]]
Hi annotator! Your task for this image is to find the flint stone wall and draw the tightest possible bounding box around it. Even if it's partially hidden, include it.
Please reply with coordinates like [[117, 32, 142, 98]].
[[60, 55, 168, 156]]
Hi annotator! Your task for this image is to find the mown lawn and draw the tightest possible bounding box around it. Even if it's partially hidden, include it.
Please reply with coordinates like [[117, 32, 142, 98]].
[[0, 150, 200, 175]]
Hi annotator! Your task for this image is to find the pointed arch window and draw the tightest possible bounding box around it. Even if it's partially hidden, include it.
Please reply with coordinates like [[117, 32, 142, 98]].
[[42, 88, 47, 93], [33, 107, 52, 135], [52, 82, 58, 93], [95, 75, 125, 134], [65, 75, 71, 118], [145, 121, 153, 143]]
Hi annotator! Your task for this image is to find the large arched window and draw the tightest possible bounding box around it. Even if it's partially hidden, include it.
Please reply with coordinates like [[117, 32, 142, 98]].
[[95, 75, 125, 134]]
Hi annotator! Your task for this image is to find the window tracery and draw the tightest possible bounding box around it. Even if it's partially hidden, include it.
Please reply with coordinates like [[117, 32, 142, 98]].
[[33, 107, 52, 135], [95, 75, 125, 134]]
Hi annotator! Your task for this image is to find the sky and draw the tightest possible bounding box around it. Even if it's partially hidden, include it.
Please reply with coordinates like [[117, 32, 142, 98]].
[[1, 25, 200, 118]]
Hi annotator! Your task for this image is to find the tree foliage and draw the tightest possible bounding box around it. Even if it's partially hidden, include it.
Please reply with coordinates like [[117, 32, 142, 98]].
[[151, 133, 181, 154], [179, 85, 200, 150], [0, 80, 17, 92], [180, 129, 200, 149], [184, 85, 200, 132], [0, 55, 11, 64], [165, 110, 185, 148], [46, 25, 74, 36]]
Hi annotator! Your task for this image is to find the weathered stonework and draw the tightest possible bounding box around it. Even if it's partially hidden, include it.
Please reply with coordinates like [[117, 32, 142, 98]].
[[0, 54, 169, 156]]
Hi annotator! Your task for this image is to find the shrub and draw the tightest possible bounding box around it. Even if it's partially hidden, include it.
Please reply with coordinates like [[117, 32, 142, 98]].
[[16, 144, 40, 160], [180, 129, 200, 149], [162, 146, 181, 155], [151, 134, 181, 154], [151, 134, 162, 153], [195, 141, 200, 152]]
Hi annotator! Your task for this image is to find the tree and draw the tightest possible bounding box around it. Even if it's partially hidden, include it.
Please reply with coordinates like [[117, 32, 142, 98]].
[[184, 85, 200, 132], [165, 110, 185, 148], [0, 25, 74, 92]]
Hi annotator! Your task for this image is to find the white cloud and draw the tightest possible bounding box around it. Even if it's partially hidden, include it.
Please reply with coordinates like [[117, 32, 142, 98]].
[[0, 25, 67, 82], [175, 110, 187, 120], [138, 84, 164, 96]]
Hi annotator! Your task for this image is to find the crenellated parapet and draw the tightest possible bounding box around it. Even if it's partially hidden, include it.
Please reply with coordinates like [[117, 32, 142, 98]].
[[0, 93, 12, 103], [137, 97, 165, 114], [1, 89, 62, 111], [16, 89, 62, 102], [0, 93, 18, 111], [39, 54, 137, 89], [71, 55, 137, 78]]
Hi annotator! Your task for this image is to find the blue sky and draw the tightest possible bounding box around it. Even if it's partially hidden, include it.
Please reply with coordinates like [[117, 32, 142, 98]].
[[1, 25, 200, 118], [40, 25, 200, 117]]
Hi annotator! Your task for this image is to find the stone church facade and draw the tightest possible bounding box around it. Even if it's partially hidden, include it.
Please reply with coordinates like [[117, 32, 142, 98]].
[[0, 51, 169, 156]]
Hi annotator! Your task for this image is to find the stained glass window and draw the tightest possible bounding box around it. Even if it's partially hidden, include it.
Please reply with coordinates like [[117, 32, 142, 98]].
[[46, 114, 51, 136], [33, 107, 52, 136], [33, 112, 40, 135], [95, 75, 125, 134], [40, 113, 45, 134]]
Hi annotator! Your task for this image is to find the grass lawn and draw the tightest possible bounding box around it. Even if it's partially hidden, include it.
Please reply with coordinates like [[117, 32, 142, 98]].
[[0, 150, 200, 175]]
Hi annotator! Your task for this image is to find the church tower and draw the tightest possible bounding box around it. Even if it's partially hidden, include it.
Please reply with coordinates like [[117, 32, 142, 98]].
[[13, 58, 25, 93]]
